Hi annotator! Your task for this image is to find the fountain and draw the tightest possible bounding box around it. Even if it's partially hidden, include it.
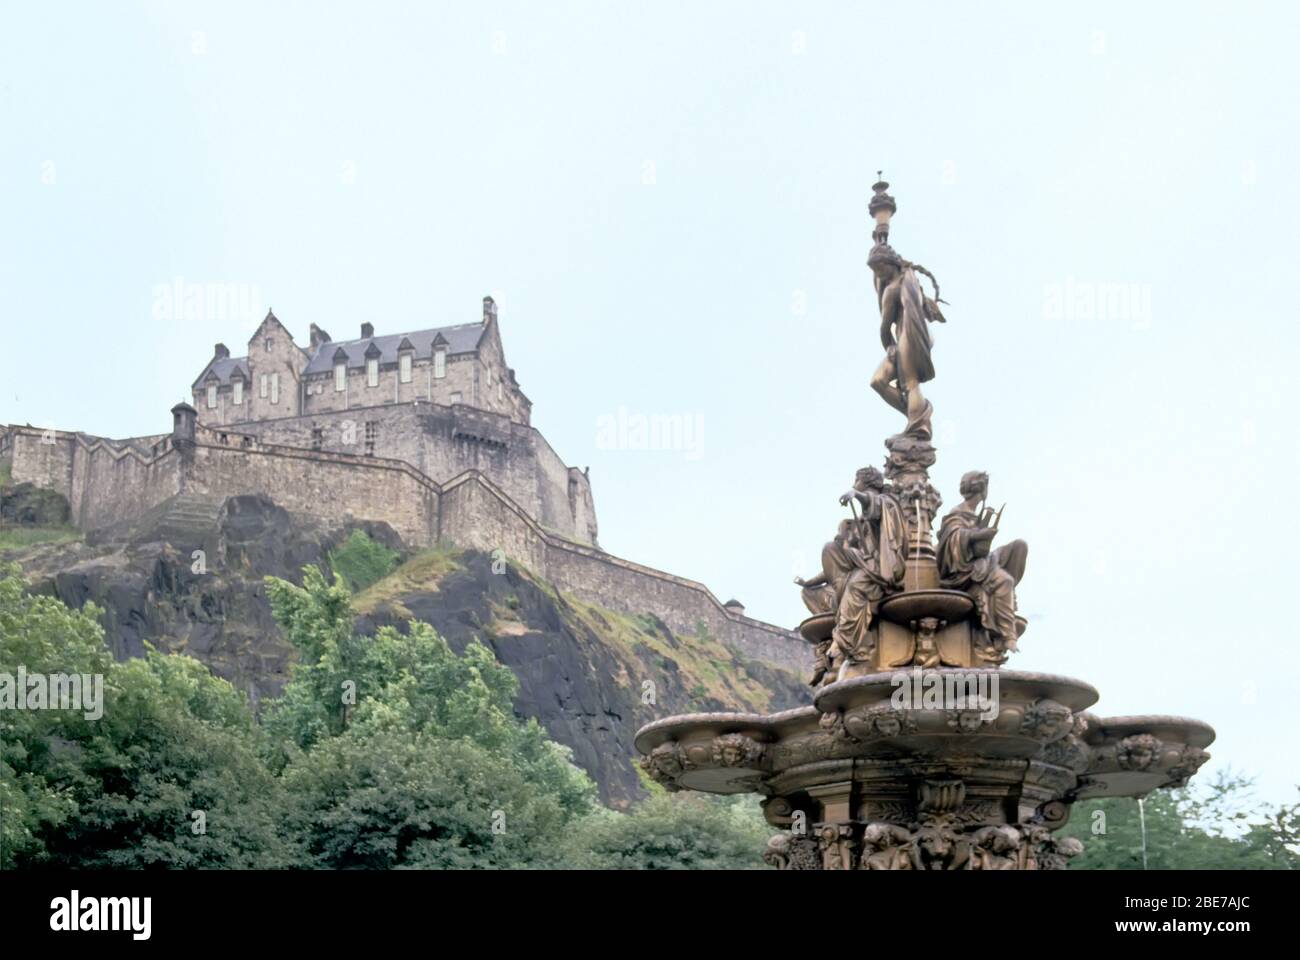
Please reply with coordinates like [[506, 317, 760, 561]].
[[634, 177, 1215, 870]]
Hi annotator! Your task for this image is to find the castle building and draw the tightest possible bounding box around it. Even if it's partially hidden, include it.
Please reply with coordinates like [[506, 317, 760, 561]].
[[192, 297, 531, 428], [190, 297, 597, 546]]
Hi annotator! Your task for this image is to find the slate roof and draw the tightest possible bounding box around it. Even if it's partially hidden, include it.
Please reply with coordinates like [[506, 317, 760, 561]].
[[302, 322, 487, 375], [191, 356, 250, 390]]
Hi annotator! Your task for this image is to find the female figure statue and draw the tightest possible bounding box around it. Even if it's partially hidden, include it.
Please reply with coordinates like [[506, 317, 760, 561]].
[[867, 241, 947, 440]]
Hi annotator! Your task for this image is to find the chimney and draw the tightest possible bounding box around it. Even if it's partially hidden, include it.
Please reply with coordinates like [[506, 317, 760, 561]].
[[214, 343, 230, 359], [482, 296, 497, 325], [360, 322, 374, 339], [309, 323, 333, 349]]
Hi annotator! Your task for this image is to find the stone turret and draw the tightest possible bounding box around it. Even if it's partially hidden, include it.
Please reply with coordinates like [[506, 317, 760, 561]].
[[171, 402, 197, 451]]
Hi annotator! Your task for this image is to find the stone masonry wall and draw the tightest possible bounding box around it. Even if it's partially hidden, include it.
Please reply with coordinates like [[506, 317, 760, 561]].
[[438, 473, 808, 673], [5, 428, 182, 531], [218, 400, 598, 545]]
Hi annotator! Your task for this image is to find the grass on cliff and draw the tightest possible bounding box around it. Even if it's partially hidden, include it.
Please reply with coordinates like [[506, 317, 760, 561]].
[[0, 524, 81, 554], [351, 546, 463, 616], [560, 593, 775, 713]]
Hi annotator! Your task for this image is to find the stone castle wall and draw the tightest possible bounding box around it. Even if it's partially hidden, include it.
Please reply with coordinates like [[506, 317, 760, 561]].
[[2, 420, 806, 672], [3, 428, 182, 531], [213, 400, 597, 544]]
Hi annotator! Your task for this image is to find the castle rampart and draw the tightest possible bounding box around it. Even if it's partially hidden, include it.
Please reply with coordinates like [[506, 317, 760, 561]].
[[2, 415, 807, 672]]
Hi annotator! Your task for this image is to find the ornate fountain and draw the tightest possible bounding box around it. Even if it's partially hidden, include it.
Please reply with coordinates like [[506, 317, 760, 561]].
[[635, 177, 1215, 870]]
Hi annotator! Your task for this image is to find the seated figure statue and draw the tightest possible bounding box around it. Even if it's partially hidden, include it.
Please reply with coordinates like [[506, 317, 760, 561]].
[[832, 467, 907, 671], [936, 471, 1028, 652], [794, 520, 857, 685]]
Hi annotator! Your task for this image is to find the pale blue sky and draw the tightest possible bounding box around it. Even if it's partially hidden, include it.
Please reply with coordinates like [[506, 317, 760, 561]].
[[2, 1, 1297, 807]]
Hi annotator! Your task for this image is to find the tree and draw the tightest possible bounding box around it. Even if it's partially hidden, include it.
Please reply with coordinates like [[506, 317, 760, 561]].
[[564, 787, 769, 870], [0, 565, 291, 868], [1062, 770, 1298, 870], [264, 567, 597, 868]]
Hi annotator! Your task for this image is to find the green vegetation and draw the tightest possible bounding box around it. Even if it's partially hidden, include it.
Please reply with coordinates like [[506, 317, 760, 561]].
[[327, 530, 400, 594], [561, 592, 778, 711], [0, 524, 81, 554], [351, 545, 462, 616], [1062, 771, 1298, 870], [0, 564, 289, 867]]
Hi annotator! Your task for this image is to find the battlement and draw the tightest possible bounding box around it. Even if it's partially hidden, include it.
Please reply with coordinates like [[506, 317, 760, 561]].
[[1, 415, 806, 673]]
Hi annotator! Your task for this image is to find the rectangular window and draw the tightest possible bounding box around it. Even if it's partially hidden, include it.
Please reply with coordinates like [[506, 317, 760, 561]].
[[335, 363, 346, 392], [364, 421, 377, 456], [399, 353, 412, 383], [434, 349, 446, 379], [449, 391, 462, 405], [497, 382, 503, 402], [270, 372, 280, 404], [260, 373, 268, 398], [233, 380, 243, 405], [311, 427, 323, 451], [367, 357, 379, 387], [206, 385, 217, 409]]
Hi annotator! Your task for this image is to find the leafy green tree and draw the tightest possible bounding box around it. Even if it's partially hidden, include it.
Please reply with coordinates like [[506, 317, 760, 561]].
[[565, 789, 769, 870], [264, 567, 597, 868], [328, 530, 399, 593], [0, 565, 291, 868], [1063, 770, 1298, 869]]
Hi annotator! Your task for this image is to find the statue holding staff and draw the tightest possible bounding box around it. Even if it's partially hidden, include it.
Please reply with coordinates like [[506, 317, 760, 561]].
[[864, 176, 948, 441]]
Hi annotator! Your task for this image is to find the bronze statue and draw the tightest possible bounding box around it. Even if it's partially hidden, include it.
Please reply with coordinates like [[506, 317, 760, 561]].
[[831, 466, 907, 667], [865, 180, 947, 441], [794, 520, 857, 684], [936, 470, 1028, 650]]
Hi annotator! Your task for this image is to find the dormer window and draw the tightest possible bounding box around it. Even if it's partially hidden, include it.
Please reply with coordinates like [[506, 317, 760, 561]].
[[206, 385, 218, 409], [233, 380, 243, 405], [400, 352, 412, 383], [335, 362, 346, 392], [367, 357, 379, 387], [434, 349, 446, 379]]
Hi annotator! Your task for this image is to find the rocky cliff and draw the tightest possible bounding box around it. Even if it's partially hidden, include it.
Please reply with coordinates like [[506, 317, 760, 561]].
[[4, 491, 805, 806]]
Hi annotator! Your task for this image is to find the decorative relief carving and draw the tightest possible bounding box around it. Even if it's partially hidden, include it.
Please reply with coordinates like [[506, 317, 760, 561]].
[[763, 832, 821, 871], [712, 733, 765, 767], [1116, 733, 1162, 771]]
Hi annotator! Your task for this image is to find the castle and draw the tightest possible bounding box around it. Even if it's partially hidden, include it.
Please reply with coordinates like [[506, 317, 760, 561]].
[[189, 297, 597, 546], [2, 297, 804, 671]]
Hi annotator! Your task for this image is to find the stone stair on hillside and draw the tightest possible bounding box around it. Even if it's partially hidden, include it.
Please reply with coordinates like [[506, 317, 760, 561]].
[[90, 492, 226, 551]]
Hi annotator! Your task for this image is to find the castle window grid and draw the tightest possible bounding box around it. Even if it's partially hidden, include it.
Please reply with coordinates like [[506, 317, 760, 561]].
[[270, 372, 279, 405], [399, 352, 412, 383], [367, 357, 379, 387], [206, 385, 217, 409], [434, 348, 446, 379], [233, 380, 243, 405], [364, 421, 377, 457], [334, 362, 346, 392], [260, 373, 268, 398]]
